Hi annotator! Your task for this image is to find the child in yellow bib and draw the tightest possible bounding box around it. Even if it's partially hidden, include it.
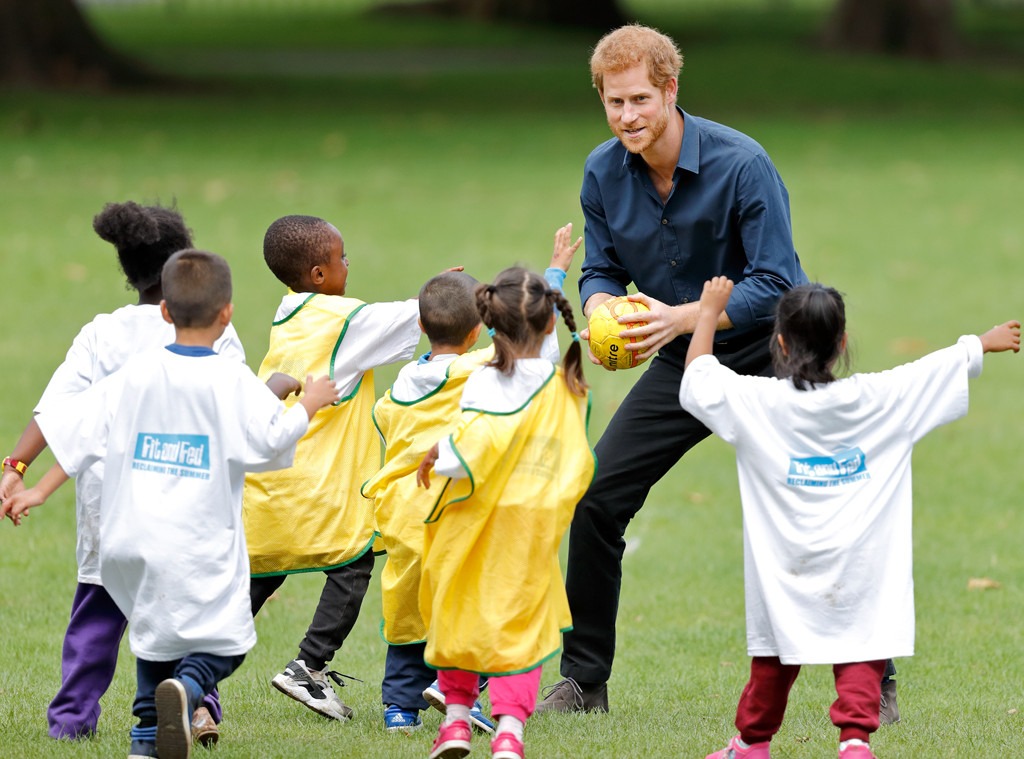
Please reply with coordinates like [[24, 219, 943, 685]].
[[243, 214, 423, 721], [416, 264, 595, 759], [362, 224, 581, 736]]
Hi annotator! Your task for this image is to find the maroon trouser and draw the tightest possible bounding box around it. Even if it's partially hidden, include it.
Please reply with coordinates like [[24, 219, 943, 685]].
[[736, 656, 885, 745]]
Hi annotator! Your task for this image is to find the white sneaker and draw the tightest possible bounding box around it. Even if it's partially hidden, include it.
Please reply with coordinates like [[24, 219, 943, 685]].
[[271, 659, 353, 721], [423, 679, 495, 733]]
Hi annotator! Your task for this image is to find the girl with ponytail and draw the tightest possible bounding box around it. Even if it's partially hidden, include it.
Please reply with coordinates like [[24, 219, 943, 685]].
[[416, 257, 595, 759], [683, 277, 1019, 759]]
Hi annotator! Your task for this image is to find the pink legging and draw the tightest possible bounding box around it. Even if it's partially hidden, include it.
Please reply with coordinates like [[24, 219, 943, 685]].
[[735, 656, 886, 745], [437, 667, 543, 724]]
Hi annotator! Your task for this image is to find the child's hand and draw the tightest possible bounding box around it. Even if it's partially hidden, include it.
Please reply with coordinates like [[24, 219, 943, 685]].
[[2, 487, 46, 526], [699, 277, 734, 318], [265, 372, 302, 400], [298, 374, 342, 418], [416, 443, 440, 489], [980, 320, 1021, 354], [0, 470, 26, 503], [550, 223, 582, 273]]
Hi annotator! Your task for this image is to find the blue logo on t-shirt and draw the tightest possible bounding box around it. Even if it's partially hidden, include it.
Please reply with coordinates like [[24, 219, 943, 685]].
[[132, 433, 211, 480], [787, 447, 869, 487]]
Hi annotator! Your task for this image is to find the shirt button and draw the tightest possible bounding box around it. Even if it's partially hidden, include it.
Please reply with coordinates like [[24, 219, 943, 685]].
[[662, 218, 668, 225], [670, 260, 677, 267]]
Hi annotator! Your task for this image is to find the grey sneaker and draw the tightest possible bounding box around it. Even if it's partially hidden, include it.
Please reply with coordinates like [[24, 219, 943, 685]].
[[534, 677, 608, 714], [879, 679, 900, 725], [271, 659, 354, 721]]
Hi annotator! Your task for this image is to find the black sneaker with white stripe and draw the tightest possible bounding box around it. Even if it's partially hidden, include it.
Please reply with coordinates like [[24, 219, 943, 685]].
[[271, 659, 354, 721]]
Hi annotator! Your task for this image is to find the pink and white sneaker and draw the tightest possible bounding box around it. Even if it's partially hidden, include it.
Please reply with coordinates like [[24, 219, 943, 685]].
[[838, 740, 877, 758], [429, 719, 472, 759], [705, 735, 771, 759], [491, 731, 525, 759]]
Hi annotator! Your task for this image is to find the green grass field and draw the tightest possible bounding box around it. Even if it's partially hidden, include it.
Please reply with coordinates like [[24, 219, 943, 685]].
[[1, 1, 1023, 757]]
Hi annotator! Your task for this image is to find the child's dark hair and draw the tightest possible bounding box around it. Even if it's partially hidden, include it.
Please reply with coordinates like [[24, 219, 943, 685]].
[[419, 271, 481, 347], [770, 283, 849, 391], [476, 267, 587, 397], [263, 215, 336, 290], [92, 201, 193, 293], [161, 249, 233, 329]]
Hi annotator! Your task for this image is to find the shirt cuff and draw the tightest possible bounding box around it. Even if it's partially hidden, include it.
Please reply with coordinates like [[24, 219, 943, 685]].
[[434, 436, 468, 479], [958, 334, 984, 379], [544, 267, 567, 292]]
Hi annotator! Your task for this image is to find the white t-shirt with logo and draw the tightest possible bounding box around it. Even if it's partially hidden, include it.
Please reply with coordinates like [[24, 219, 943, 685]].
[[38, 346, 307, 661], [679, 335, 983, 664], [34, 304, 245, 585]]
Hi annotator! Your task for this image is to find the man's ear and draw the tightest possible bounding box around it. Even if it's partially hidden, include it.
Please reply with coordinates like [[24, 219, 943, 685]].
[[160, 300, 173, 325], [665, 76, 678, 103]]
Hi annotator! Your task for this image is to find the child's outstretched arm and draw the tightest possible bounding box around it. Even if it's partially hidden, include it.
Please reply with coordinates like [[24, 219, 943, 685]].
[[550, 222, 583, 273], [1, 462, 70, 526], [979, 320, 1021, 354], [685, 277, 734, 369], [0, 419, 49, 503], [297, 374, 341, 419]]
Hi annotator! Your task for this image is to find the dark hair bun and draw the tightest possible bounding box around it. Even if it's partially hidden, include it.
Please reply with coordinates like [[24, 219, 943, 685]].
[[93, 201, 160, 248]]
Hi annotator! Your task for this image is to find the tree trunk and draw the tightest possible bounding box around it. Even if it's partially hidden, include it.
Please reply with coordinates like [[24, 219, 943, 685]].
[[375, 0, 628, 31], [0, 0, 150, 88], [822, 0, 960, 60]]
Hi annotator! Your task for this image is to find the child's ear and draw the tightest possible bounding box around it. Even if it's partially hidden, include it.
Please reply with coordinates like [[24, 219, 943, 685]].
[[545, 312, 557, 335], [159, 301, 173, 325], [310, 265, 325, 285], [468, 323, 484, 344], [220, 303, 235, 326]]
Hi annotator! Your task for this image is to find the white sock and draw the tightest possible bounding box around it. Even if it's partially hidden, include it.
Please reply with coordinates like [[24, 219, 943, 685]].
[[445, 703, 470, 725], [840, 739, 870, 751], [496, 715, 524, 741]]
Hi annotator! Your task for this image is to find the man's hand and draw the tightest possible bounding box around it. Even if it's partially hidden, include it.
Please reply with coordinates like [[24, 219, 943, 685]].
[[617, 293, 698, 363]]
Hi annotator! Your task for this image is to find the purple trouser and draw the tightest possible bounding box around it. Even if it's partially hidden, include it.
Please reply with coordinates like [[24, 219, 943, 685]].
[[48, 582, 222, 740]]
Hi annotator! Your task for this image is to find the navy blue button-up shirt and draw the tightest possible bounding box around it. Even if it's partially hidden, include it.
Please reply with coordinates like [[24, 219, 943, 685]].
[[579, 108, 807, 355]]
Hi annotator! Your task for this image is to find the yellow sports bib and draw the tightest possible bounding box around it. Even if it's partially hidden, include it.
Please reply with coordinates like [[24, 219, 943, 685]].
[[244, 294, 377, 575], [362, 349, 492, 644], [420, 367, 595, 675]]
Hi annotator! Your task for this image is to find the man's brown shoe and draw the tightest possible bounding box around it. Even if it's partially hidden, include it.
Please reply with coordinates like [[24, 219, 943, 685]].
[[879, 679, 900, 725], [534, 677, 608, 714], [191, 706, 219, 747]]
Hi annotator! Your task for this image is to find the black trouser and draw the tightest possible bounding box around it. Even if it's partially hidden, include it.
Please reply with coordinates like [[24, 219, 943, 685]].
[[250, 549, 374, 671], [561, 332, 774, 685]]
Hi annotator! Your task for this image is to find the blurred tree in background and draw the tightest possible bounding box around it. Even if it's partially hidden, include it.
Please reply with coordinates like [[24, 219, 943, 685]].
[[823, 0, 960, 59], [0, 0, 151, 87], [0, 0, 1006, 88]]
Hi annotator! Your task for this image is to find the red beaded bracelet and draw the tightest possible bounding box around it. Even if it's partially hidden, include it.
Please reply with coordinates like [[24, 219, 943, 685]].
[[3, 456, 28, 476]]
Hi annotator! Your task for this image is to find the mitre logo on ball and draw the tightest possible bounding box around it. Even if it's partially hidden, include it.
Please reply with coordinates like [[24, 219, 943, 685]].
[[588, 295, 650, 371]]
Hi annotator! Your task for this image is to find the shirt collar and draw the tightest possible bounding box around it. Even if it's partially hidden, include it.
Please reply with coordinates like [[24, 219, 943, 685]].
[[166, 344, 217, 357]]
